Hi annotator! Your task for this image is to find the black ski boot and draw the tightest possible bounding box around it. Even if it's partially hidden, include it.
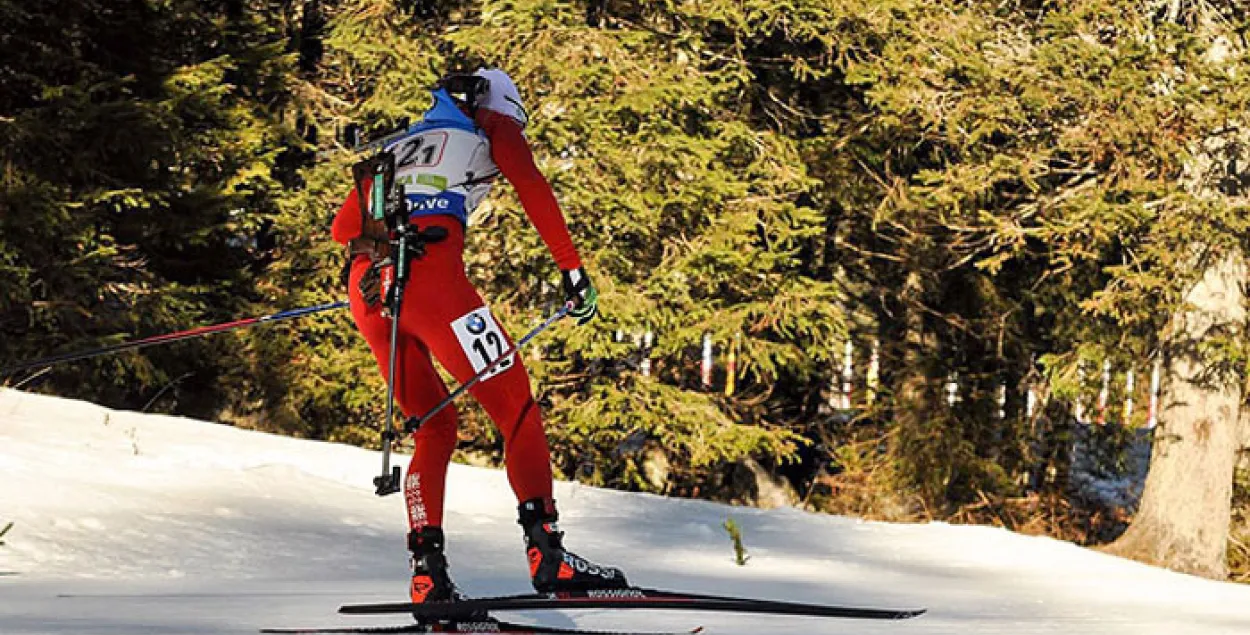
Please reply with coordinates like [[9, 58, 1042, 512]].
[[518, 498, 630, 593], [408, 527, 464, 605]]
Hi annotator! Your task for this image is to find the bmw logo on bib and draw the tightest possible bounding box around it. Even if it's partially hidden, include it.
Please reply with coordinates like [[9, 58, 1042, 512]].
[[452, 308, 512, 383], [466, 312, 487, 335]]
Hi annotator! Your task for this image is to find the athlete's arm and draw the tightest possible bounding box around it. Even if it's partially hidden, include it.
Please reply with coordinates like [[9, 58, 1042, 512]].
[[475, 108, 582, 271], [331, 187, 363, 246]]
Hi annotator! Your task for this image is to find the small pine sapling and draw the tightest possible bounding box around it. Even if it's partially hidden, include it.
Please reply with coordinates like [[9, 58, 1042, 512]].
[[722, 518, 749, 566]]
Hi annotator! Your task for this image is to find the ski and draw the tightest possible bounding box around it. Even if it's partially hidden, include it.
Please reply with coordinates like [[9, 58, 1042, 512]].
[[339, 587, 925, 621], [260, 616, 701, 635]]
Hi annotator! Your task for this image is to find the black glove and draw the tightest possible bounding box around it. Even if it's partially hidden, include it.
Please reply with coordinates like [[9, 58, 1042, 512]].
[[359, 258, 392, 309], [560, 267, 599, 325]]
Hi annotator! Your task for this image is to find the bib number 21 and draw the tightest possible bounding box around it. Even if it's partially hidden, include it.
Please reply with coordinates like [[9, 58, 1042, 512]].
[[451, 308, 514, 381]]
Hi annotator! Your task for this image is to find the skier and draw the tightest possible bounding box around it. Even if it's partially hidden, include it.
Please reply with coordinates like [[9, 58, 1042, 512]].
[[330, 68, 628, 604]]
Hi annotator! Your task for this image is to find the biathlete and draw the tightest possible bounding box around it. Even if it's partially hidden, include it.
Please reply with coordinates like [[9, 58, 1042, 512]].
[[330, 68, 628, 603]]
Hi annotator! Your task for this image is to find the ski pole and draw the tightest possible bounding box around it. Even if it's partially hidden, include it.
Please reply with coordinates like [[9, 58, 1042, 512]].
[[373, 222, 417, 498], [373, 301, 574, 497], [1, 301, 349, 376]]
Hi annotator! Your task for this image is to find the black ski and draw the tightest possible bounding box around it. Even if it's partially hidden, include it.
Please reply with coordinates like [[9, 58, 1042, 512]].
[[338, 587, 925, 621], [260, 616, 701, 635]]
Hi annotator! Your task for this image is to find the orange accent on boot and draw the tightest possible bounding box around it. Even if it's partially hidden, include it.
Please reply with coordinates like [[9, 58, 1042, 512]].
[[557, 562, 575, 580], [411, 575, 435, 603], [527, 547, 542, 578]]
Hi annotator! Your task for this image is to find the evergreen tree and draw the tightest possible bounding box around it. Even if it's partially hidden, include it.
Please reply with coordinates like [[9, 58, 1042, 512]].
[[1104, 2, 1250, 580], [0, 0, 298, 419]]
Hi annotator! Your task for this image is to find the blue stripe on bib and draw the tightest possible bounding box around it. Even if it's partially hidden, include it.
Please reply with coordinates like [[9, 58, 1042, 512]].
[[406, 191, 469, 225]]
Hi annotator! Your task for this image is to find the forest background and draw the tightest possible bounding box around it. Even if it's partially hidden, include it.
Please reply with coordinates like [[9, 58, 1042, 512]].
[[3, 0, 1249, 581]]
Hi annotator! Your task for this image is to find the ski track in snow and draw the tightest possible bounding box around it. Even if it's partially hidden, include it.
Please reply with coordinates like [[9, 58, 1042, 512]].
[[1, 388, 1248, 635]]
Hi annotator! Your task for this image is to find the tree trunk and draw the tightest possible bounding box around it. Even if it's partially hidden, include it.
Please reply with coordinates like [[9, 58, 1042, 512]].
[[1105, 253, 1247, 579], [1239, 404, 1250, 473], [1240, 391, 1250, 445], [888, 271, 952, 505]]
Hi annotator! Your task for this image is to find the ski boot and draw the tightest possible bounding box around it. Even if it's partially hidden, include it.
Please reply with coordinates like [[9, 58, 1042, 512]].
[[408, 526, 488, 624], [409, 527, 463, 604], [518, 498, 630, 593]]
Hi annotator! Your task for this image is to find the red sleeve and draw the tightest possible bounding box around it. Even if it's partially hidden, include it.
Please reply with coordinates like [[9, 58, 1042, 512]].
[[475, 108, 583, 271], [330, 185, 363, 245]]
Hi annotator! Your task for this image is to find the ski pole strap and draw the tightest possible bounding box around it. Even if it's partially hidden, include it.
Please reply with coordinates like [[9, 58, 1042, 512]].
[[404, 302, 574, 435], [1, 301, 349, 375]]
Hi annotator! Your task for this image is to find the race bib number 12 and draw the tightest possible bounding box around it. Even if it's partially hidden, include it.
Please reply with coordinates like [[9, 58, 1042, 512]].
[[451, 307, 514, 382]]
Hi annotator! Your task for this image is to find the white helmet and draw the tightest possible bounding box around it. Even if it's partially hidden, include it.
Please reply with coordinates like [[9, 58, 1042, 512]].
[[473, 68, 529, 128]]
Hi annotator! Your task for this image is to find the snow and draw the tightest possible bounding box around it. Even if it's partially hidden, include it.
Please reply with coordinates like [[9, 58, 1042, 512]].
[[2, 388, 1248, 634]]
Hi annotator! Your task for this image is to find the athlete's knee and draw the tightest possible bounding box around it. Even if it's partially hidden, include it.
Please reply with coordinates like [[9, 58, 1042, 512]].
[[472, 364, 537, 416], [493, 395, 546, 444], [412, 406, 458, 452]]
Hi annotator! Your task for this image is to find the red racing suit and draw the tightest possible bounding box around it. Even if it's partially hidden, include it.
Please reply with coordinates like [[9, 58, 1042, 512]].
[[330, 70, 581, 532]]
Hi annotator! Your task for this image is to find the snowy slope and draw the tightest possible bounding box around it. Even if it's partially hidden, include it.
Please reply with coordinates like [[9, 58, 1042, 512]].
[[1, 388, 1248, 635]]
